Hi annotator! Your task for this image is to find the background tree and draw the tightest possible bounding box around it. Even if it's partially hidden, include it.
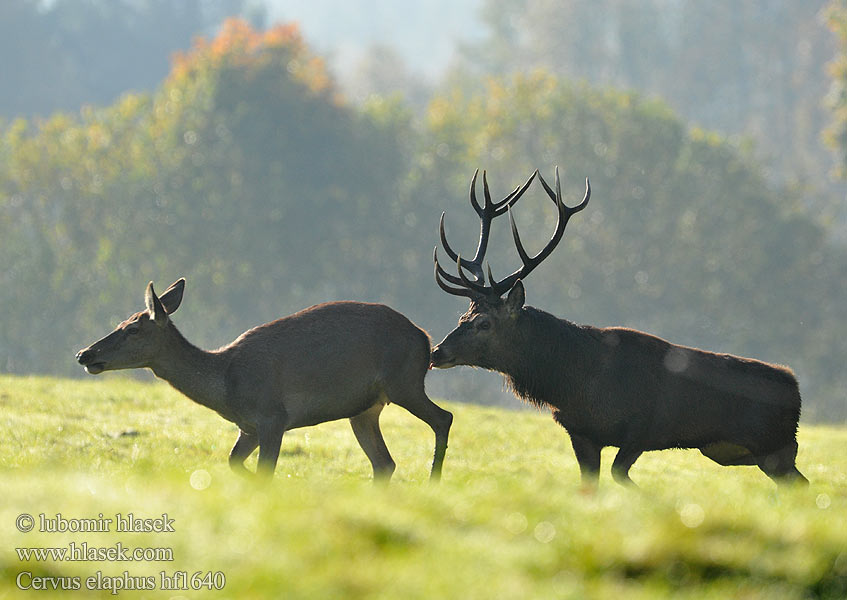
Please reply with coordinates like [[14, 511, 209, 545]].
[[827, 0, 847, 178], [458, 0, 843, 218], [0, 0, 254, 119]]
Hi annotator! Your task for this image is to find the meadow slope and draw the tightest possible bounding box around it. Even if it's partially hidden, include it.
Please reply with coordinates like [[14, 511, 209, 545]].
[[1, 374, 846, 599]]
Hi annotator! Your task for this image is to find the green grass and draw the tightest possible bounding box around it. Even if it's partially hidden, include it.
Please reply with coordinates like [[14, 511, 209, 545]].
[[1, 374, 846, 599]]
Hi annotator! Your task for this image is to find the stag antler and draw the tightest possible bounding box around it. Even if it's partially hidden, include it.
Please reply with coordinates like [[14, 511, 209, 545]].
[[434, 169, 537, 298], [434, 167, 590, 300]]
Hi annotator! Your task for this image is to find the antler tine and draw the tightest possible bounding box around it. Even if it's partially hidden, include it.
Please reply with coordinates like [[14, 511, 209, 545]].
[[484, 204, 536, 296], [492, 169, 539, 215], [438, 212, 461, 265], [467, 170, 493, 279], [482, 170, 493, 210], [576, 176, 591, 212], [507, 204, 532, 266], [434, 245, 489, 294], [456, 254, 490, 294], [440, 211, 486, 281], [433, 246, 465, 287], [468, 169, 483, 217], [486, 263, 496, 288], [537, 167, 591, 215], [536, 167, 557, 202], [434, 247, 479, 299], [472, 169, 538, 216]]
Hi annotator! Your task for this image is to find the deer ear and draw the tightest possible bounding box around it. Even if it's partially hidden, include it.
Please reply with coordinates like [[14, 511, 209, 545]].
[[505, 280, 525, 315], [158, 278, 185, 314], [145, 282, 169, 327]]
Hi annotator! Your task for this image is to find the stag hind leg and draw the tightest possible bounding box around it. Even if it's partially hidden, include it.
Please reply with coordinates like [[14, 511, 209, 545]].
[[350, 403, 396, 481], [755, 441, 808, 487], [611, 446, 643, 487], [229, 429, 259, 477], [699, 442, 756, 466]]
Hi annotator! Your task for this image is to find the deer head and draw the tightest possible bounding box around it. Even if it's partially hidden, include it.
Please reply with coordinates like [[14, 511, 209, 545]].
[[75, 279, 185, 374]]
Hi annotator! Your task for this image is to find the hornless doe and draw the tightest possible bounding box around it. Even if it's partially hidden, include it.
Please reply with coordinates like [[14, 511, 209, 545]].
[[76, 279, 452, 480], [430, 168, 807, 487]]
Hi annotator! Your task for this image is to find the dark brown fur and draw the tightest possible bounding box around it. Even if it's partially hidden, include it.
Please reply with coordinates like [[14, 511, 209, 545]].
[[432, 282, 807, 487]]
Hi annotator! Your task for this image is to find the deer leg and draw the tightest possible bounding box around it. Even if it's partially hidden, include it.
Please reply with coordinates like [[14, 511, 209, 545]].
[[428, 405, 453, 481], [611, 447, 642, 487], [756, 441, 809, 487], [699, 442, 756, 466], [350, 403, 396, 481], [229, 429, 259, 477], [568, 432, 602, 487], [255, 419, 286, 480], [387, 384, 452, 481]]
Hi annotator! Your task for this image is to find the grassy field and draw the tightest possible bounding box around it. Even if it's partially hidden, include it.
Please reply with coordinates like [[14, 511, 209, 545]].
[[1, 374, 846, 599]]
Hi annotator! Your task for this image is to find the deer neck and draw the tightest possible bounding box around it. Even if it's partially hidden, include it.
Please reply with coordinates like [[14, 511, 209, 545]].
[[501, 307, 591, 406], [149, 324, 229, 416]]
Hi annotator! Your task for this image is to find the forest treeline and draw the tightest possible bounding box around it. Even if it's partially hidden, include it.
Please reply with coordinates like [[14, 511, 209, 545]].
[[2, 15, 847, 420], [461, 0, 841, 186]]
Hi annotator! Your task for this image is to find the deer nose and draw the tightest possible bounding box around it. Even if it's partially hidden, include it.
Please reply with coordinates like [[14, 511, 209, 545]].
[[76, 348, 93, 364], [430, 346, 449, 368]]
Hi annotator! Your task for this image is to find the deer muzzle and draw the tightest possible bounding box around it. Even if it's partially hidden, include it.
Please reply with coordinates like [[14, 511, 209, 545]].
[[75, 348, 106, 374], [429, 345, 456, 369]]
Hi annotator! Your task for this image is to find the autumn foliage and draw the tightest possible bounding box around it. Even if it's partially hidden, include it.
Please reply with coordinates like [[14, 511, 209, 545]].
[[171, 19, 333, 97]]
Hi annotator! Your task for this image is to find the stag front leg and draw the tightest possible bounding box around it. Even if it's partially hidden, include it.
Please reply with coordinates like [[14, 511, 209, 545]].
[[568, 431, 602, 488], [554, 411, 601, 488]]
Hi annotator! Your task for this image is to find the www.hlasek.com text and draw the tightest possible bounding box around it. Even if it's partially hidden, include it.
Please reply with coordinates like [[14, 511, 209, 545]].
[[17, 541, 173, 562]]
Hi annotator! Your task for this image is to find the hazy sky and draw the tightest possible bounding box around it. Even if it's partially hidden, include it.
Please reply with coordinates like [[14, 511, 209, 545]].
[[263, 0, 484, 79]]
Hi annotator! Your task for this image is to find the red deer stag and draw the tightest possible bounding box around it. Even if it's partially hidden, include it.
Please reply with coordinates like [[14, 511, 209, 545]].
[[76, 279, 452, 481], [430, 168, 807, 487]]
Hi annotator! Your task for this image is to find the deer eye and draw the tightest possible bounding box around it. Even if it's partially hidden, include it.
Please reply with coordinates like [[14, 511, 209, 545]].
[[126, 326, 139, 335], [477, 319, 491, 331]]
